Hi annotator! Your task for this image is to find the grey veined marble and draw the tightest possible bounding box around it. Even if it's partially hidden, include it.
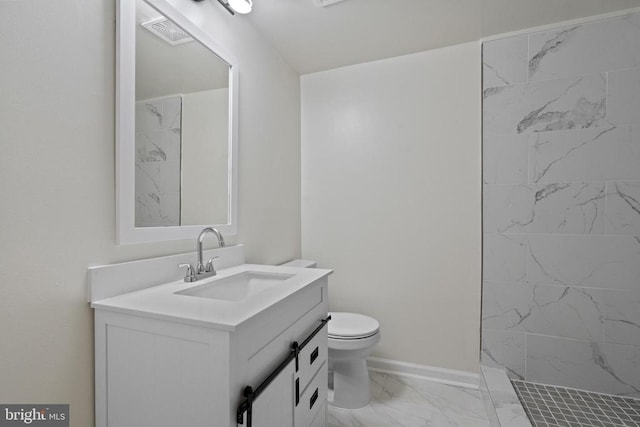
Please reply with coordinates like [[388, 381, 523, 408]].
[[604, 289, 640, 346], [526, 334, 640, 398], [605, 181, 640, 236], [527, 234, 640, 290], [481, 9, 640, 399], [483, 282, 604, 341], [328, 372, 489, 427], [609, 67, 640, 126], [134, 96, 182, 227], [483, 74, 606, 135], [134, 188, 180, 227], [483, 36, 528, 89], [529, 126, 640, 184], [483, 133, 528, 185], [483, 234, 527, 284], [528, 13, 640, 82], [484, 182, 605, 234], [481, 329, 526, 380]]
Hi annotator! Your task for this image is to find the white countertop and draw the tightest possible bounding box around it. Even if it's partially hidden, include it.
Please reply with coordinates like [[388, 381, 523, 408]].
[[91, 264, 332, 331]]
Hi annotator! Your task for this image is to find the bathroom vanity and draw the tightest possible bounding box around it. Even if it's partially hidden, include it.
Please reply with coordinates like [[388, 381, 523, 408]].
[[90, 246, 331, 427]]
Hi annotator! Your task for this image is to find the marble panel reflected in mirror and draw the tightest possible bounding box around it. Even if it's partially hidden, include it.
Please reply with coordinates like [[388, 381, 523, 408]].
[[134, 0, 230, 228]]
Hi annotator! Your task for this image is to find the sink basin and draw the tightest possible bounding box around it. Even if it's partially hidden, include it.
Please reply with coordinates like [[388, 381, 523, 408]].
[[175, 271, 295, 302]]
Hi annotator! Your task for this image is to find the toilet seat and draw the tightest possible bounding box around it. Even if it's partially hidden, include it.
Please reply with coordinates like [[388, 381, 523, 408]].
[[328, 331, 380, 351], [328, 312, 379, 339]]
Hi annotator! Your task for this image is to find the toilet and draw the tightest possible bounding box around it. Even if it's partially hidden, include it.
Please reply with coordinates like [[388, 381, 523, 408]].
[[328, 312, 380, 409], [279, 259, 381, 409]]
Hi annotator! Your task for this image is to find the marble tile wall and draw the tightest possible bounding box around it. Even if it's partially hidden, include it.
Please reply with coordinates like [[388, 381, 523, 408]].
[[135, 96, 182, 227], [481, 11, 640, 398]]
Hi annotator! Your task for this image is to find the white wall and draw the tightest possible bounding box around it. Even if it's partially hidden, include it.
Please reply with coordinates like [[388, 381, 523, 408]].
[[182, 88, 229, 225], [301, 42, 482, 373], [0, 1, 300, 426]]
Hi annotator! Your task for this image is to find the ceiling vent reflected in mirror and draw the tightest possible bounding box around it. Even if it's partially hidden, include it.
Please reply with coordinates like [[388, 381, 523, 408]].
[[141, 17, 194, 45], [313, 0, 347, 7]]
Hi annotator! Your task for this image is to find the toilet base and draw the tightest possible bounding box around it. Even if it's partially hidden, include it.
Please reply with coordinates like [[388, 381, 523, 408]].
[[328, 358, 372, 409]]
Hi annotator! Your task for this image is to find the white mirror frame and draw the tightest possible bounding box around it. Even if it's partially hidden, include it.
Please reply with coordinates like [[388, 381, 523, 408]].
[[116, 0, 239, 244]]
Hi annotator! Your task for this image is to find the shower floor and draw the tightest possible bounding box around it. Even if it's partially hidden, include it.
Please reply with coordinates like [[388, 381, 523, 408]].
[[512, 379, 640, 427]]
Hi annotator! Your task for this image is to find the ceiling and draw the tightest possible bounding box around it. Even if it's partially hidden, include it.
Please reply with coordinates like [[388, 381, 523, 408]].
[[246, 0, 640, 74]]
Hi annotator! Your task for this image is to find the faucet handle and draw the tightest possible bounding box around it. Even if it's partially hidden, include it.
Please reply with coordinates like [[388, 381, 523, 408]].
[[205, 256, 219, 273], [178, 263, 197, 282]]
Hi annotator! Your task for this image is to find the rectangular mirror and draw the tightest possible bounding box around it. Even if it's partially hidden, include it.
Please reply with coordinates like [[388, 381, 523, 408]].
[[117, 0, 238, 244]]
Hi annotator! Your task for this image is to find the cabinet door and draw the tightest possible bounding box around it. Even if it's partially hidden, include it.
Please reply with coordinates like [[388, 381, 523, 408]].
[[248, 360, 295, 427]]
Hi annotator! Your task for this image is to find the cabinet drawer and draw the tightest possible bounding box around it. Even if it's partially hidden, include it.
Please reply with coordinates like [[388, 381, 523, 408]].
[[294, 360, 327, 427], [296, 323, 328, 392]]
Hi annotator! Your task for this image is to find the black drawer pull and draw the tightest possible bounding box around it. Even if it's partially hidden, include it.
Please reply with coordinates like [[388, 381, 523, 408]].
[[310, 388, 319, 409], [310, 347, 319, 365]]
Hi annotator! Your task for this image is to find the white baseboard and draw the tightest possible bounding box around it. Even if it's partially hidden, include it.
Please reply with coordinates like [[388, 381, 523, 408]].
[[367, 357, 480, 390]]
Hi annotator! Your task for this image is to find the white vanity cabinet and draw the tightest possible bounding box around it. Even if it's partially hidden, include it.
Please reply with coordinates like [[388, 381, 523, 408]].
[[92, 264, 329, 427]]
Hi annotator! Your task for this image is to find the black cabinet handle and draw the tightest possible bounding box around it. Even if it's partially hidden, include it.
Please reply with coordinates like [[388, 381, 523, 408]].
[[310, 388, 319, 409], [310, 347, 319, 365]]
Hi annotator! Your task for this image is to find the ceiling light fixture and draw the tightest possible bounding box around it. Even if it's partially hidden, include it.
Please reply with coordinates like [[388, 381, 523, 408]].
[[227, 0, 252, 14], [194, 0, 252, 16]]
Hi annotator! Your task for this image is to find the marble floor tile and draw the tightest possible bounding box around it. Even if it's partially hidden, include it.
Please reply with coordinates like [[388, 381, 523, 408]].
[[327, 372, 489, 427]]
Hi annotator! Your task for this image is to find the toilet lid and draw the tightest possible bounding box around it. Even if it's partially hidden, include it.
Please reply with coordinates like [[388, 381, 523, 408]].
[[328, 312, 379, 339]]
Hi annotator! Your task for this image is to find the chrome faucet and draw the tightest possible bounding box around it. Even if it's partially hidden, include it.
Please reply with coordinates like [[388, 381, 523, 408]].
[[178, 263, 197, 282], [196, 227, 225, 274], [178, 227, 225, 283]]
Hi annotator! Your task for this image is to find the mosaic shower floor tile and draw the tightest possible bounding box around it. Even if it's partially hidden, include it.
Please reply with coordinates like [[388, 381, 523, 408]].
[[512, 380, 640, 427]]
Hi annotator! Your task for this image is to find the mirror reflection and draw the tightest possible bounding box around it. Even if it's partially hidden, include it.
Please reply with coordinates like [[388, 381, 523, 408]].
[[134, 0, 230, 227]]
